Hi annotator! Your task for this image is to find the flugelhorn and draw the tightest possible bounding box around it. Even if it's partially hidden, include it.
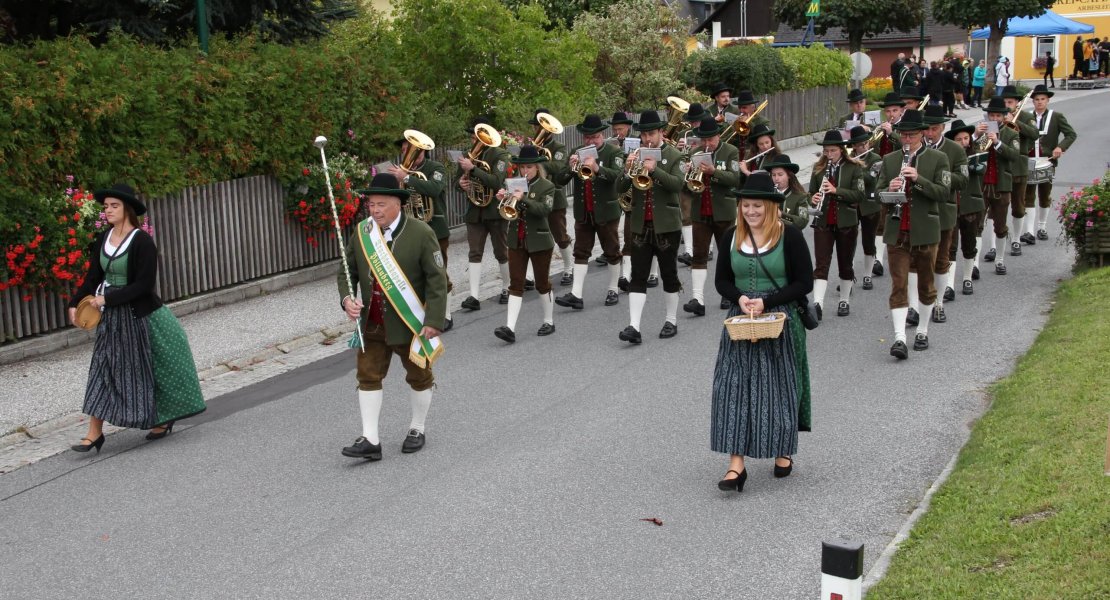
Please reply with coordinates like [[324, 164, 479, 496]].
[[721, 99, 768, 145], [531, 113, 564, 160], [624, 148, 652, 190], [498, 193, 521, 221], [398, 129, 436, 222], [573, 145, 597, 181], [464, 123, 503, 207]]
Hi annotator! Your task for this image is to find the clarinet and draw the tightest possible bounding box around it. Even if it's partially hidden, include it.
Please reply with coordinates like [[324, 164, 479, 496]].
[[808, 161, 835, 219], [892, 144, 914, 221]]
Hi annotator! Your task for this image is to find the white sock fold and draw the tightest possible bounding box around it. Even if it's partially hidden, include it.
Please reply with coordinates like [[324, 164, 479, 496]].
[[607, 263, 621, 292], [839, 279, 853, 303], [650, 257, 660, 279], [506, 294, 522, 331], [499, 262, 511, 290], [945, 263, 957, 293], [917, 302, 934, 336], [974, 236, 982, 268], [629, 292, 647, 330], [561, 246, 574, 275], [622, 256, 632, 279], [571, 263, 587, 298], [907, 272, 919, 313], [682, 225, 693, 253], [891, 307, 908, 343], [995, 235, 1008, 265], [408, 388, 432, 434], [934, 272, 948, 308], [961, 257, 976, 282], [526, 261, 534, 282], [692, 268, 708, 303], [540, 291, 554, 325], [358, 390, 383, 445], [812, 279, 828, 307], [468, 262, 482, 298], [664, 292, 679, 324], [1036, 206, 1049, 231]]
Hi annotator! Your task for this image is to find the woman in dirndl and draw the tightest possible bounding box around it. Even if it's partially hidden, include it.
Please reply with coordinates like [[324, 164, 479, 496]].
[[711, 171, 813, 493], [66, 183, 206, 453]]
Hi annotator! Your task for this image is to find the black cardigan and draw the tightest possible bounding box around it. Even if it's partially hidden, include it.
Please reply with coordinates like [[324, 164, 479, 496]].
[[68, 229, 164, 319], [715, 223, 814, 309]]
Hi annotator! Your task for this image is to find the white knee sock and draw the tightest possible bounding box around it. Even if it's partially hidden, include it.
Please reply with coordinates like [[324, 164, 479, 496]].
[[607, 263, 621, 292], [974, 237, 982, 268], [1011, 216, 1024, 241], [1025, 213, 1037, 236], [571, 263, 587, 298], [650, 257, 660, 279], [499, 262, 510, 290], [358, 390, 383, 444], [408, 388, 432, 434], [961, 257, 976, 282], [917, 302, 934, 336], [863, 254, 875, 276], [561, 246, 574, 275], [995, 235, 1008, 265], [907, 272, 919, 313], [839, 279, 853, 303], [664, 292, 679, 325], [622, 256, 631, 279], [933, 272, 947, 308], [1036, 206, 1049, 231], [506, 295, 522, 331], [812, 278, 828, 307], [876, 245, 886, 267], [891, 307, 908, 343], [526, 261, 534, 282], [682, 225, 693, 253], [540, 291, 554, 325], [629, 292, 647, 330], [468, 262, 482, 298], [692, 268, 708, 303], [945, 263, 957, 292]]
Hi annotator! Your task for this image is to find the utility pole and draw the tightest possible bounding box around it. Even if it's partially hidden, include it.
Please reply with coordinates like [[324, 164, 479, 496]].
[[197, 0, 210, 53]]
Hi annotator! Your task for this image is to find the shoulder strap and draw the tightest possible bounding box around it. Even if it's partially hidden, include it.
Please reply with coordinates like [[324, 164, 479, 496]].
[[746, 228, 785, 293]]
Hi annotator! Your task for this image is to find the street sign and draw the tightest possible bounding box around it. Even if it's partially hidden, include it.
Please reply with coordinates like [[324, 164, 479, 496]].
[[806, 0, 821, 17]]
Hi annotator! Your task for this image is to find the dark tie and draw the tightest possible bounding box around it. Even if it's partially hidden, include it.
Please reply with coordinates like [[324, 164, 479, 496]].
[[1036, 114, 1042, 130]]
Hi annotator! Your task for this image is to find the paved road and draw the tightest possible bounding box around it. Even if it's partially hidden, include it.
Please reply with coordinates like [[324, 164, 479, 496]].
[[1, 91, 1105, 599]]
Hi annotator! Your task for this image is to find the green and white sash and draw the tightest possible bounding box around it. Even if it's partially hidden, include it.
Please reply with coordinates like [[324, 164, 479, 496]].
[[357, 219, 444, 368]]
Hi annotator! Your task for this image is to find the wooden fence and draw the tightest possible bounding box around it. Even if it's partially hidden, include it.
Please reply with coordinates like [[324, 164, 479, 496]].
[[0, 85, 843, 343]]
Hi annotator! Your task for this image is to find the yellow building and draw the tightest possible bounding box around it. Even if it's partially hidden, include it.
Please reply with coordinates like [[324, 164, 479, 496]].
[[1003, 1, 1110, 81]]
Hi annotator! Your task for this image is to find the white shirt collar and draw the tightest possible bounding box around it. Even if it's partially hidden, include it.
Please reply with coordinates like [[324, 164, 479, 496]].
[[383, 212, 402, 240]]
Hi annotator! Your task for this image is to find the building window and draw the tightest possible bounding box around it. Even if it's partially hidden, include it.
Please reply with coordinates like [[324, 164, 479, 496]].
[[1035, 37, 1055, 65]]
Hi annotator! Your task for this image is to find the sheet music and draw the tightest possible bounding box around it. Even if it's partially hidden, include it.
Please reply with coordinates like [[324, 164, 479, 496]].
[[577, 146, 599, 162], [637, 147, 661, 162], [373, 161, 396, 174], [844, 119, 861, 131], [446, 150, 464, 163], [689, 151, 713, 170], [504, 177, 529, 195], [985, 121, 999, 134], [723, 113, 740, 124], [507, 144, 521, 157], [864, 110, 881, 125], [622, 138, 641, 153]]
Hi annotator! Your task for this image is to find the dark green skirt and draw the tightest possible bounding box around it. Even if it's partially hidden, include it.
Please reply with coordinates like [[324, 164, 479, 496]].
[[148, 306, 206, 426]]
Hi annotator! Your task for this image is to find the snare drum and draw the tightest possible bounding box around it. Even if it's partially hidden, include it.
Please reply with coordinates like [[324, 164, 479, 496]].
[[1027, 158, 1055, 184]]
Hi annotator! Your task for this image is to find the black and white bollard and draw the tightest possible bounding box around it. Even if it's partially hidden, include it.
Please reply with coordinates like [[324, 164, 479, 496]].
[[820, 541, 863, 600]]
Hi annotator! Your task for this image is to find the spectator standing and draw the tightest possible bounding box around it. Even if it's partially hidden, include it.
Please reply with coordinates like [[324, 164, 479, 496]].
[[926, 61, 945, 103], [1100, 37, 1110, 76], [1073, 36, 1085, 79], [971, 59, 987, 107], [995, 56, 1011, 91], [916, 59, 929, 96], [891, 53, 907, 91], [952, 58, 969, 109], [1087, 39, 1099, 77], [1044, 51, 1056, 88], [941, 63, 958, 117]]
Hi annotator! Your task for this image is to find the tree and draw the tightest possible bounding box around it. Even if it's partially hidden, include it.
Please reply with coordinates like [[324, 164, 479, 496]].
[[772, 0, 924, 54], [499, 0, 620, 30], [575, 0, 701, 112], [933, 0, 1052, 94]]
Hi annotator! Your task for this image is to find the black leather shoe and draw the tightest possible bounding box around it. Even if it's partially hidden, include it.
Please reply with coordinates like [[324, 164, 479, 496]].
[[494, 326, 516, 343], [717, 468, 747, 492], [995, 263, 1007, 275], [1010, 242, 1022, 256], [71, 434, 105, 454], [646, 274, 659, 288], [1037, 228, 1049, 241], [401, 429, 425, 454], [815, 303, 823, 321], [677, 252, 693, 266], [907, 308, 920, 327], [984, 248, 996, 262], [498, 289, 509, 304], [341, 436, 382, 460], [720, 298, 731, 310], [862, 276, 873, 290], [683, 298, 705, 316], [555, 293, 584, 310], [604, 290, 619, 306], [461, 296, 481, 311], [837, 301, 849, 316], [537, 323, 555, 336], [890, 340, 908, 360], [931, 305, 947, 323], [619, 325, 642, 344], [1020, 232, 1036, 245], [524, 278, 536, 291], [560, 272, 573, 286], [943, 286, 955, 302], [618, 276, 629, 292], [442, 318, 453, 332], [913, 333, 929, 351], [659, 321, 678, 338], [962, 280, 974, 295], [972, 266, 980, 280], [872, 260, 884, 276], [773, 457, 793, 478]]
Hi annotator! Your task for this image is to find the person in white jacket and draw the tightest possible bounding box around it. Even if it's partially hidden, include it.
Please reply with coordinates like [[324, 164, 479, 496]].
[[995, 57, 1011, 92]]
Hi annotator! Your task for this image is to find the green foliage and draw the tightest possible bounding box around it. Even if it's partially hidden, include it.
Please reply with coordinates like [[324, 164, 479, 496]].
[[779, 45, 853, 89], [685, 43, 794, 96], [575, 0, 700, 112], [773, 0, 923, 53], [284, 153, 370, 248], [499, 0, 620, 30], [391, 0, 602, 145]]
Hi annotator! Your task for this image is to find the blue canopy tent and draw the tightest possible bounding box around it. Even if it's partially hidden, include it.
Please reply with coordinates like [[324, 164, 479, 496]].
[[971, 10, 1095, 88]]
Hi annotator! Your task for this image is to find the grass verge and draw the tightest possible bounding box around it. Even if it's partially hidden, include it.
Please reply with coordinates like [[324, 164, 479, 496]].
[[867, 267, 1110, 599]]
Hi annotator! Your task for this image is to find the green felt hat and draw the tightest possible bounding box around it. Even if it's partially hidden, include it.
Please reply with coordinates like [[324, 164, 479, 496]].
[[894, 110, 928, 131], [359, 173, 411, 203], [511, 145, 547, 164], [576, 114, 609, 134], [764, 153, 799, 174], [633, 110, 666, 131]]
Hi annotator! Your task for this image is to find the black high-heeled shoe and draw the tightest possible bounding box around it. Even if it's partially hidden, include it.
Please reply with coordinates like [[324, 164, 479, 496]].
[[145, 421, 175, 441], [774, 457, 793, 478], [71, 434, 105, 454], [717, 468, 747, 492]]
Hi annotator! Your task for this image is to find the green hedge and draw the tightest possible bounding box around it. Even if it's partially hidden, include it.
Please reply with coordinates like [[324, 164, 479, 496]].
[[685, 43, 851, 97], [779, 45, 854, 89]]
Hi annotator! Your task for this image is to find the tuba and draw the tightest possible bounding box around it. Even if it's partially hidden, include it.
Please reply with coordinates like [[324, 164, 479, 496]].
[[531, 113, 564, 160], [720, 99, 769, 145], [464, 123, 503, 208], [398, 129, 436, 222], [661, 96, 691, 145]]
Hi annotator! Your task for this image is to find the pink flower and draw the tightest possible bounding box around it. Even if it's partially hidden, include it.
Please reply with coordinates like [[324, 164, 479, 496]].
[[1086, 221, 1094, 228], [1093, 195, 1100, 201], [347, 129, 356, 139], [1070, 213, 1079, 220], [65, 174, 74, 182]]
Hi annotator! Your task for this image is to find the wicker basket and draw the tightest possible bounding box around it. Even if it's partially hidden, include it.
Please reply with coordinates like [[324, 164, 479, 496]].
[[724, 312, 787, 342]]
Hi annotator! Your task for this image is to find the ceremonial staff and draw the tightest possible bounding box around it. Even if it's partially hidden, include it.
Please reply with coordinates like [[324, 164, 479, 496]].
[[315, 135, 365, 349]]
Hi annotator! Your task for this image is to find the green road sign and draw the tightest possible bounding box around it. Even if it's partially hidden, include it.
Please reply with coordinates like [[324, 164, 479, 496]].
[[805, 0, 820, 17]]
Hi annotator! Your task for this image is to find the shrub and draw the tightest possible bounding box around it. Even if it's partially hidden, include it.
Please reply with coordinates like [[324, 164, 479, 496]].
[[779, 45, 853, 89], [1059, 170, 1110, 257], [686, 43, 795, 96], [284, 153, 371, 248]]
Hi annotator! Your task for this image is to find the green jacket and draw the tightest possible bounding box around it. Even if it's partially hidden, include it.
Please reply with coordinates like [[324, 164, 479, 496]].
[[707, 103, 740, 120], [932, 137, 968, 231], [781, 189, 811, 229], [338, 215, 448, 345], [406, 158, 449, 239], [807, 160, 867, 229], [459, 145, 511, 223], [1012, 111, 1040, 177], [1028, 109, 1078, 156], [617, 143, 686, 234], [506, 176, 556, 252], [858, 152, 883, 217], [961, 151, 987, 216], [989, 127, 1022, 193], [877, 146, 951, 246], [540, 139, 569, 211], [691, 142, 741, 222], [552, 142, 625, 224]]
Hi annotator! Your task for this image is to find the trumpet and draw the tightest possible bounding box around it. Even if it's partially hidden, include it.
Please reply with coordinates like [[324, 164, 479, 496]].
[[661, 96, 691, 145], [721, 99, 769, 145], [624, 148, 653, 190], [531, 112, 564, 160], [464, 123, 503, 207], [498, 192, 521, 221], [397, 129, 436, 222]]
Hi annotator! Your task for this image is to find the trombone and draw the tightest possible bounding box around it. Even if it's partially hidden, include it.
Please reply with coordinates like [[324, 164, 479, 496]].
[[720, 99, 768, 145], [464, 123, 503, 207], [397, 129, 436, 222], [531, 113, 564, 160], [1003, 90, 1033, 131]]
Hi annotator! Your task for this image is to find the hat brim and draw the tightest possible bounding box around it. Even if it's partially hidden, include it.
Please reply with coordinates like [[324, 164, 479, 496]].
[[945, 125, 975, 139], [683, 112, 707, 123], [983, 107, 1010, 114], [819, 138, 850, 146], [878, 99, 907, 107], [94, 188, 147, 216], [750, 128, 776, 140], [845, 95, 867, 103], [694, 125, 725, 138], [736, 190, 785, 203], [735, 98, 757, 106], [712, 87, 732, 97], [893, 123, 928, 131], [1032, 90, 1055, 98], [359, 187, 411, 202], [766, 162, 799, 174], [633, 122, 666, 131], [848, 134, 870, 144], [899, 93, 925, 101], [511, 156, 547, 164], [923, 116, 950, 125], [576, 123, 609, 134], [611, 119, 634, 125]]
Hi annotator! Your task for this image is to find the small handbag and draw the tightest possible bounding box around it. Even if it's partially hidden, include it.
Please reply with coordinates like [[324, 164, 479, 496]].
[[747, 229, 819, 331]]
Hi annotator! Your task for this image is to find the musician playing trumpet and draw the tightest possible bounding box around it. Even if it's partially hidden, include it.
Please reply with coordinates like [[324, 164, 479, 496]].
[[457, 116, 512, 311], [551, 114, 626, 310]]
